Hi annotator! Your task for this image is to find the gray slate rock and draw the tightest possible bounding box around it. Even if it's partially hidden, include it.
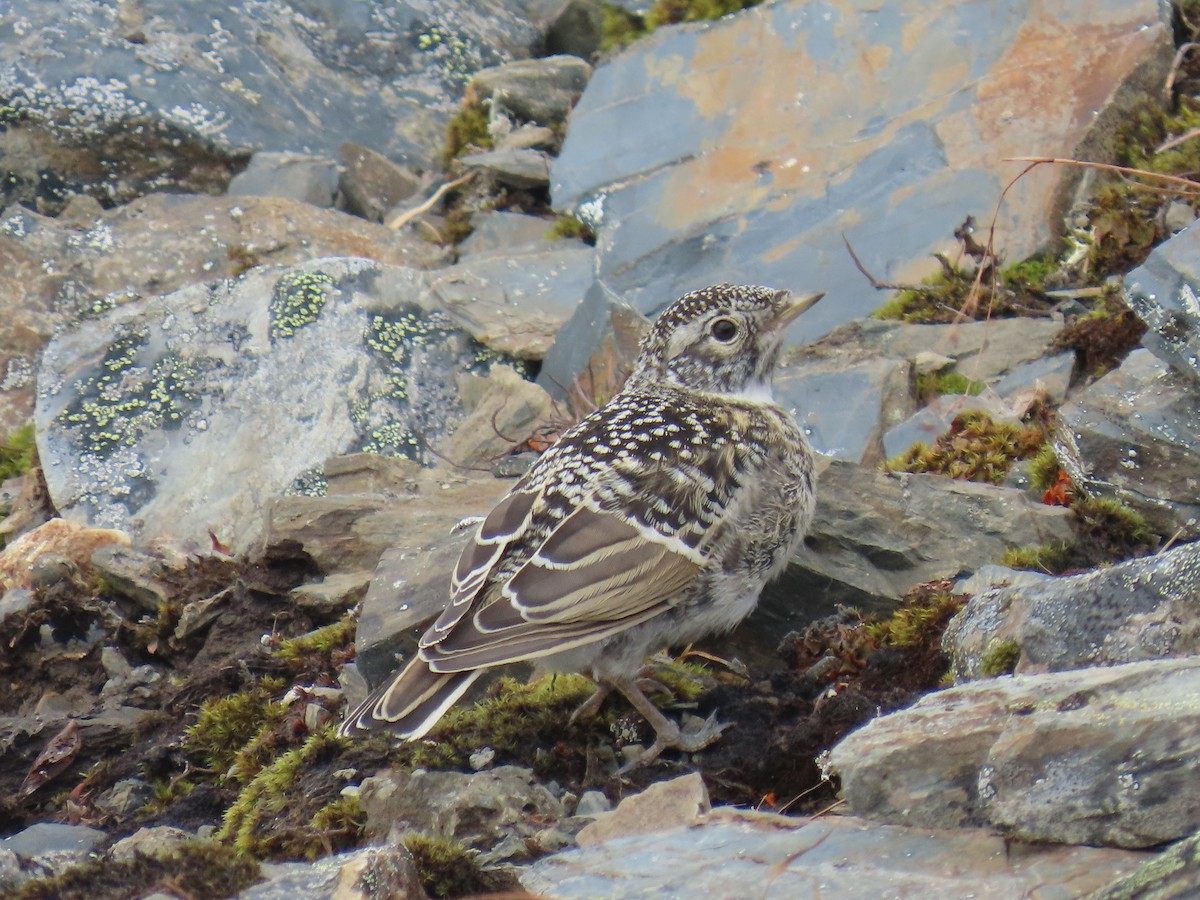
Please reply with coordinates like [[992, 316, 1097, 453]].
[[880, 393, 1022, 460], [241, 844, 425, 900], [36, 258, 517, 553], [227, 152, 339, 207], [428, 242, 596, 359], [0, 0, 538, 208], [359, 764, 566, 860], [767, 458, 1077, 615], [459, 210, 553, 256], [829, 657, 1200, 848], [1124, 222, 1200, 383], [944, 540, 1200, 681], [468, 55, 592, 127], [338, 143, 423, 224], [522, 809, 1147, 899], [550, 0, 1168, 345], [0, 193, 447, 434], [461, 147, 553, 189], [1056, 349, 1200, 540], [1089, 828, 1200, 900]]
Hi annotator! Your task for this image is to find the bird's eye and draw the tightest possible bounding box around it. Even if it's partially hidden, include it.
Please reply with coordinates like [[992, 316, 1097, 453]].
[[710, 318, 739, 342]]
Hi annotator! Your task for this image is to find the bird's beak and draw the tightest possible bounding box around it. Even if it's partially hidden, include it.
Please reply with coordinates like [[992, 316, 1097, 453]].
[[771, 291, 824, 329]]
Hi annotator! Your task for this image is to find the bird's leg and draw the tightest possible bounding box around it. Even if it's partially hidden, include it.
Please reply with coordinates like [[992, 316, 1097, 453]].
[[613, 678, 729, 773], [569, 680, 613, 724]]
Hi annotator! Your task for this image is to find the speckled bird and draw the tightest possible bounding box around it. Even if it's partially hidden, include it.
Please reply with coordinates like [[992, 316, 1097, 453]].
[[339, 283, 822, 768]]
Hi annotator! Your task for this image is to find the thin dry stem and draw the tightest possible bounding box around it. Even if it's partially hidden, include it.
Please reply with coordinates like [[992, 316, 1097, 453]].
[[385, 171, 476, 230]]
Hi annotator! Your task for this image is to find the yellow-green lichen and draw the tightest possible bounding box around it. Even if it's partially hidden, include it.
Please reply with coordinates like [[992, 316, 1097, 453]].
[[60, 327, 201, 456], [269, 270, 336, 341]]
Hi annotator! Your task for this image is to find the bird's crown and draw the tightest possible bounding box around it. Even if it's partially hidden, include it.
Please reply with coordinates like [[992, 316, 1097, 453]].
[[624, 283, 822, 398]]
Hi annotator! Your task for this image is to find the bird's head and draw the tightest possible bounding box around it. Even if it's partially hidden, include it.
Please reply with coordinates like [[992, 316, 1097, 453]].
[[626, 283, 823, 398]]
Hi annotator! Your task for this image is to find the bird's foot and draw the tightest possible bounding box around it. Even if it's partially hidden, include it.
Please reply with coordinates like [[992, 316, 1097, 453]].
[[569, 682, 613, 724], [616, 711, 730, 774]]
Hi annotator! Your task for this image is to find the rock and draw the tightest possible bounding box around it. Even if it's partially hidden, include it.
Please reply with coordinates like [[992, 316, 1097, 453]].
[[544, 0, 604, 60], [776, 356, 914, 464], [241, 845, 425, 900], [496, 123, 559, 152], [289, 572, 373, 615], [1124, 222, 1200, 383], [1056, 349, 1200, 540], [90, 545, 171, 613], [458, 210, 554, 256], [227, 152, 339, 207], [766, 457, 1077, 615], [522, 808, 1147, 899], [0, 518, 130, 594], [428, 243, 596, 359], [944, 540, 1200, 681], [37, 258, 519, 554], [574, 790, 612, 817], [1090, 828, 1200, 900], [1164, 201, 1197, 235], [0, 1, 538, 209], [551, 1, 1169, 345], [0, 823, 106, 878], [96, 778, 156, 817], [359, 765, 566, 857], [338, 143, 423, 224], [989, 350, 1075, 404], [577, 773, 709, 847], [828, 657, 1200, 847], [441, 365, 555, 468], [109, 826, 195, 861], [460, 148, 553, 189], [537, 284, 650, 405], [268, 459, 506, 573], [468, 55, 593, 127], [0, 194, 448, 432]]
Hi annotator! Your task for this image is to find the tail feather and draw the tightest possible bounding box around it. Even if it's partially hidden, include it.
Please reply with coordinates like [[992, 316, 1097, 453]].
[[338, 655, 482, 739]]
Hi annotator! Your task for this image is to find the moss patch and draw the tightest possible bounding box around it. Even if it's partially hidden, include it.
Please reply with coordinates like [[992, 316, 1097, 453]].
[[916, 371, 985, 402], [601, 0, 764, 52], [1051, 292, 1147, 381], [184, 682, 286, 776], [442, 101, 493, 167], [545, 213, 596, 244], [979, 639, 1021, 677], [403, 834, 491, 898], [884, 410, 1045, 484], [0, 423, 37, 481]]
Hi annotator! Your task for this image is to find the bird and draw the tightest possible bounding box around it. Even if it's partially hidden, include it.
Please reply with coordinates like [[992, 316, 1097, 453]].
[[339, 283, 822, 768]]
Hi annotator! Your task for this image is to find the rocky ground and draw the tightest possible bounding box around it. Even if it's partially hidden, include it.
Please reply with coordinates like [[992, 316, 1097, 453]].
[[3, 0, 1200, 897]]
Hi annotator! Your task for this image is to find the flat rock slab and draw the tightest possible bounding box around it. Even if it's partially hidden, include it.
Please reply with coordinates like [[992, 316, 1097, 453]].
[[0, 0, 537, 204], [945, 540, 1200, 680], [829, 657, 1200, 848], [36, 258, 516, 554], [1124, 221, 1200, 384], [1056, 349, 1200, 540], [521, 809, 1146, 899], [551, 0, 1169, 344], [765, 457, 1076, 615]]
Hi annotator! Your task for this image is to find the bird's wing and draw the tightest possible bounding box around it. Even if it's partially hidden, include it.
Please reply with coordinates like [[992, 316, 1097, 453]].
[[413, 397, 754, 672]]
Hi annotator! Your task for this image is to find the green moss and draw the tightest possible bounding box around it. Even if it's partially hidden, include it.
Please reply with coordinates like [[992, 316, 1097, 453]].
[[999, 254, 1056, 292], [872, 265, 978, 324], [219, 724, 354, 858], [979, 639, 1021, 678], [545, 213, 596, 244], [601, 0, 763, 52], [1051, 292, 1148, 381], [0, 423, 37, 480], [1000, 541, 1074, 573], [403, 834, 490, 898], [1028, 444, 1062, 492], [1074, 496, 1156, 549], [600, 3, 651, 51], [883, 411, 1046, 484], [443, 101, 493, 167], [12, 840, 260, 900], [277, 614, 357, 667], [916, 371, 985, 400], [866, 587, 965, 649], [184, 684, 285, 775]]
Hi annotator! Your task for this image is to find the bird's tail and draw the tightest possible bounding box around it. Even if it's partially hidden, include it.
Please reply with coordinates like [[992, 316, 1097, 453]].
[[338, 655, 482, 739]]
